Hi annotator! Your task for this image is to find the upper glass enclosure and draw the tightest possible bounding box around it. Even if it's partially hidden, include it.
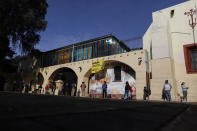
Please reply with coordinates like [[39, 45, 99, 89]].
[[40, 35, 130, 67]]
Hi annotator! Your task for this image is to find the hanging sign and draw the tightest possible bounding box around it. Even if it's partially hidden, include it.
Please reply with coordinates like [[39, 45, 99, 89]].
[[91, 60, 104, 73]]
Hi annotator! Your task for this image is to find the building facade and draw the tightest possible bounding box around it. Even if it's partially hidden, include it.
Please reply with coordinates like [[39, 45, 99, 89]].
[[38, 35, 148, 99], [143, 0, 197, 101]]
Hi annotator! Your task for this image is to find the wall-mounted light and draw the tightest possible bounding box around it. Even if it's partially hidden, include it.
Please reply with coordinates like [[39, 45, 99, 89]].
[[78, 67, 82, 72], [138, 57, 142, 65]]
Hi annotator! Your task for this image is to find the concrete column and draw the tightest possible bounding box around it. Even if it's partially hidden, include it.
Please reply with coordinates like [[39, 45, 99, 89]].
[[136, 71, 147, 100], [76, 74, 83, 97]]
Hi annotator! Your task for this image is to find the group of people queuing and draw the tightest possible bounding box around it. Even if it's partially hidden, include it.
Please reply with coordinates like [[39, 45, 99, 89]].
[[44, 81, 77, 96], [21, 79, 189, 102], [124, 81, 137, 100], [22, 82, 42, 94], [162, 80, 189, 102], [79, 81, 137, 100], [44, 82, 56, 95], [100, 81, 137, 100]]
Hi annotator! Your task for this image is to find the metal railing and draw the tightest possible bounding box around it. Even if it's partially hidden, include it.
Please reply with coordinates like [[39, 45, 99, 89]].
[[121, 36, 143, 51]]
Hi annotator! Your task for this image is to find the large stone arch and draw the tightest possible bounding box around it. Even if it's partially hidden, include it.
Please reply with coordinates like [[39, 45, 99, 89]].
[[82, 60, 137, 98], [39, 64, 81, 91], [48, 67, 78, 96]]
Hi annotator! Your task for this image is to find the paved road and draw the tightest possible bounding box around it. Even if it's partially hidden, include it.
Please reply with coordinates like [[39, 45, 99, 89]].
[[0, 92, 196, 131]]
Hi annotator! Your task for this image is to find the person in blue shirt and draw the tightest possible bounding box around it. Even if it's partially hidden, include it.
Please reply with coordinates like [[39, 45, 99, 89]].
[[181, 82, 189, 102], [124, 81, 130, 100], [102, 81, 108, 98]]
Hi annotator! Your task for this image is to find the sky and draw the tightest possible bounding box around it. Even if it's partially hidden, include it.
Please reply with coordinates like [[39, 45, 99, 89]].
[[35, 0, 187, 52]]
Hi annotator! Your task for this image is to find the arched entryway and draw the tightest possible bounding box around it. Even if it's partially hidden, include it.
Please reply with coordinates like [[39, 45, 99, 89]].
[[84, 60, 136, 99], [49, 67, 78, 96]]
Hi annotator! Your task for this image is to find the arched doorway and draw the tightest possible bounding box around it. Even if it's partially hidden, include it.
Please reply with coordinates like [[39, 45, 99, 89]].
[[85, 60, 136, 99], [49, 67, 78, 96]]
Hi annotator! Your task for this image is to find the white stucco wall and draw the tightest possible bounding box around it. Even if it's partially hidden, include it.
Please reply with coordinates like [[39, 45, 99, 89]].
[[143, 0, 197, 102]]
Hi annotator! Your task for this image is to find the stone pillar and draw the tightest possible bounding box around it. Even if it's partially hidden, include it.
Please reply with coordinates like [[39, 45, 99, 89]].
[[83, 77, 89, 97], [77, 74, 83, 97], [136, 71, 147, 100]]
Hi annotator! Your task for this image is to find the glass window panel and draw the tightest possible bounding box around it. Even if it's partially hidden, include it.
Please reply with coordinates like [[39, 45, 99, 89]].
[[98, 40, 101, 57], [114, 66, 121, 81], [95, 41, 99, 57], [85, 44, 89, 60], [80, 46, 83, 61], [101, 40, 104, 57], [91, 43, 93, 59], [69, 48, 72, 62], [77, 46, 80, 61], [92, 42, 95, 58], [73, 47, 77, 62], [191, 50, 197, 70]]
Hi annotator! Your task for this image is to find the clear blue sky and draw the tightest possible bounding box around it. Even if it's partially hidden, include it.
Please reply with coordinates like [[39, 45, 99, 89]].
[[36, 0, 187, 52]]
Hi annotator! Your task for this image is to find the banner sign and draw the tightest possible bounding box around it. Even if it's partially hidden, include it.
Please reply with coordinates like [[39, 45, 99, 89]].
[[91, 60, 104, 73]]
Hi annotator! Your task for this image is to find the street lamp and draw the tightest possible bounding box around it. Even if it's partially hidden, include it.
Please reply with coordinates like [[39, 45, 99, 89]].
[[184, 9, 197, 46]]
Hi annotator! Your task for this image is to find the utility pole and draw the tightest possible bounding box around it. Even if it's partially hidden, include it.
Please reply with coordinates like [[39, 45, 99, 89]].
[[184, 9, 197, 46]]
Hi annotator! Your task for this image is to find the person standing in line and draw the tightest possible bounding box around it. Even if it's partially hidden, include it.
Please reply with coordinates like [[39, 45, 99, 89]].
[[52, 82, 56, 95], [25, 83, 29, 94], [38, 84, 42, 94], [163, 80, 172, 102], [131, 82, 136, 100], [162, 88, 167, 101], [124, 81, 130, 100], [102, 81, 108, 99], [45, 83, 49, 95], [80, 82, 86, 97], [143, 86, 151, 100], [181, 82, 189, 102], [35, 83, 40, 94], [71, 83, 76, 96], [21, 82, 25, 93], [62, 83, 65, 95]]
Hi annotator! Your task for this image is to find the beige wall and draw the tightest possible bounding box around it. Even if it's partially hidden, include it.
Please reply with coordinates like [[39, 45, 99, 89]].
[[143, 0, 197, 101], [38, 50, 148, 100]]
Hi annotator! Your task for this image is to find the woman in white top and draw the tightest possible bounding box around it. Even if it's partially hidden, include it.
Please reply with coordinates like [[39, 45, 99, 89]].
[[163, 80, 172, 102], [181, 82, 189, 102]]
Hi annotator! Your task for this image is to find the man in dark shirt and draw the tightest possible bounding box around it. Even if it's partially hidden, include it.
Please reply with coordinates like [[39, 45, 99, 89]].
[[102, 81, 107, 98]]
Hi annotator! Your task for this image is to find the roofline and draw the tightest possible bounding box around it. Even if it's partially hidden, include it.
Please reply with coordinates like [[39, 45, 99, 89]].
[[43, 34, 130, 54]]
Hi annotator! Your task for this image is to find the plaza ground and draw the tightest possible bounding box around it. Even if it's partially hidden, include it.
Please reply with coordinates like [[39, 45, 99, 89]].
[[0, 92, 197, 131]]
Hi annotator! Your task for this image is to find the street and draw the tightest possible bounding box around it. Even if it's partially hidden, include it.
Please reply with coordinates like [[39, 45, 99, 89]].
[[0, 92, 197, 131]]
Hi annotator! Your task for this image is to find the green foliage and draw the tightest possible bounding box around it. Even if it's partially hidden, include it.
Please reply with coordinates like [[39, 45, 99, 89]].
[[0, 0, 48, 73], [0, 0, 48, 70]]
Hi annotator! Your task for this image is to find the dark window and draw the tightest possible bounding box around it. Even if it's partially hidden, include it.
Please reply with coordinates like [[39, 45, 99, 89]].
[[150, 72, 152, 79], [183, 44, 197, 74], [170, 10, 174, 18], [114, 66, 121, 81], [191, 50, 197, 70], [150, 42, 152, 60]]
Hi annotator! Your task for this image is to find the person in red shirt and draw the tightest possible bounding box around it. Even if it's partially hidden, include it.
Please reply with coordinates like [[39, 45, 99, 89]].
[[45, 84, 49, 95]]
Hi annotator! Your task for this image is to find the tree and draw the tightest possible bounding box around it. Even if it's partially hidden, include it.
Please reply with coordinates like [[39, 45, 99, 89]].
[[0, 0, 48, 72]]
